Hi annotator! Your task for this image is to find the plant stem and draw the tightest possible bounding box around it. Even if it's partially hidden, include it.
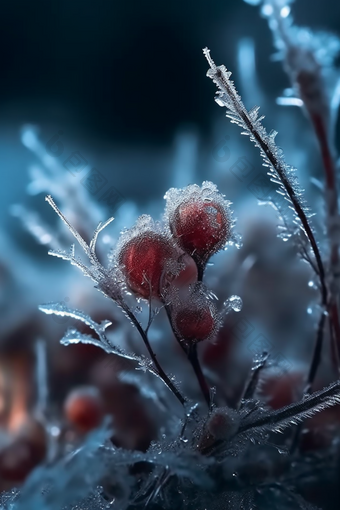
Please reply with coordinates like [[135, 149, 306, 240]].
[[187, 343, 211, 407], [239, 380, 340, 434], [196, 261, 205, 282], [123, 304, 187, 407], [204, 49, 331, 390], [204, 49, 328, 307], [311, 113, 340, 354], [164, 303, 211, 407], [305, 310, 327, 394]]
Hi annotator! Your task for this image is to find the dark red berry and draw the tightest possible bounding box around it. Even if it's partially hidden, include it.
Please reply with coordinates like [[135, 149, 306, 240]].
[[118, 231, 176, 299], [0, 417, 47, 483], [64, 386, 104, 433], [206, 407, 240, 440], [170, 199, 230, 263], [174, 304, 216, 342], [259, 371, 304, 410]]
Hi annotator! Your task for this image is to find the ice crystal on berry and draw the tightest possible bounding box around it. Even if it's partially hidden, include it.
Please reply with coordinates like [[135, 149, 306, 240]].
[[164, 181, 233, 277], [115, 215, 177, 300]]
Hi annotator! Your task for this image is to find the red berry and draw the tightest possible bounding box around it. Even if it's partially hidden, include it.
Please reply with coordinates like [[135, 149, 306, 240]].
[[207, 407, 240, 440], [300, 406, 340, 452], [165, 183, 231, 269], [64, 386, 104, 433], [172, 200, 227, 255], [259, 371, 304, 410], [118, 231, 176, 299], [174, 307, 214, 341], [173, 292, 217, 342], [170, 282, 220, 342], [169, 197, 230, 266], [0, 417, 47, 483]]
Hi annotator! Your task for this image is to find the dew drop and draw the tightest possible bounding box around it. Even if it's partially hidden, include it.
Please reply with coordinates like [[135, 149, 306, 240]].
[[224, 295, 243, 313]]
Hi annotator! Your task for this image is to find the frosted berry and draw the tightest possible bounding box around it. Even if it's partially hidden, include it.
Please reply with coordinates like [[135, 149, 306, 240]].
[[118, 230, 176, 300], [171, 200, 228, 257], [171, 284, 219, 342], [174, 306, 215, 342], [259, 371, 304, 410], [206, 407, 240, 440], [64, 386, 104, 433], [0, 417, 47, 482], [164, 182, 231, 274]]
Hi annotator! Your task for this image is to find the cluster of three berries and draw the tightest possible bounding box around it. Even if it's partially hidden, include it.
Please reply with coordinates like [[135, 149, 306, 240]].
[[116, 183, 232, 343]]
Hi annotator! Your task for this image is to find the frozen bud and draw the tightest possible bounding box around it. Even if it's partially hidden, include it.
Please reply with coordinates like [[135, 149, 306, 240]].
[[171, 284, 220, 342], [116, 215, 177, 300], [164, 182, 232, 269], [206, 406, 240, 440], [64, 386, 104, 433]]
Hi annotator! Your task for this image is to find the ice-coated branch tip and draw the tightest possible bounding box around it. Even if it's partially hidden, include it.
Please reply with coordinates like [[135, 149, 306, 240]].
[[203, 47, 216, 70]]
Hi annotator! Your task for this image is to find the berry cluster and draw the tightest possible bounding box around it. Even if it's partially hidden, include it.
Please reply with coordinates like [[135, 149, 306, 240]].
[[115, 181, 232, 346]]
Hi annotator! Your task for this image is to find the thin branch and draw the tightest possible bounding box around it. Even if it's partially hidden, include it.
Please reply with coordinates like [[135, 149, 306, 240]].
[[305, 310, 327, 394], [240, 352, 269, 406], [164, 302, 211, 407], [239, 380, 340, 434], [203, 48, 327, 307], [118, 302, 186, 407], [187, 343, 211, 407], [45, 196, 186, 408], [203, 48, 331, 394]]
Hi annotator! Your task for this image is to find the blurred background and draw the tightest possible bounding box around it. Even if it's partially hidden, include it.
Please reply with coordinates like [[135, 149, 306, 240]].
[[0, 0, 339, 209], [0, 0, 339, 497]]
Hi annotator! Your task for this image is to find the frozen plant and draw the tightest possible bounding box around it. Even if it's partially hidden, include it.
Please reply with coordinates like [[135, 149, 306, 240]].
[[33, 170, 340, 509], [2, 1, 340, 509]]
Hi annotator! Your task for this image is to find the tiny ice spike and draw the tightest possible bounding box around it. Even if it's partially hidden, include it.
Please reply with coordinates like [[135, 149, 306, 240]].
[[164, 182, 232, 272]]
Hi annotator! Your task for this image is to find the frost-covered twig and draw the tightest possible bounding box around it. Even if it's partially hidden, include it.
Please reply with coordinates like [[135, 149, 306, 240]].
[[203, 48, 327, 303], [164, 302, 211, 407], [203, 47, 330, 390], [305, 310, 327, 394], [239, 380, 340, 434], [240, 352, 269, 404], [44, 196, 186, 407], [187, 342, 211, 407]]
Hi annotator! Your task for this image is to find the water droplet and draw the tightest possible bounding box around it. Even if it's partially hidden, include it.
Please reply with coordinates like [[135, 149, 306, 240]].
[[307, 307, 313, 315], [224, 295, 243, 313]]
